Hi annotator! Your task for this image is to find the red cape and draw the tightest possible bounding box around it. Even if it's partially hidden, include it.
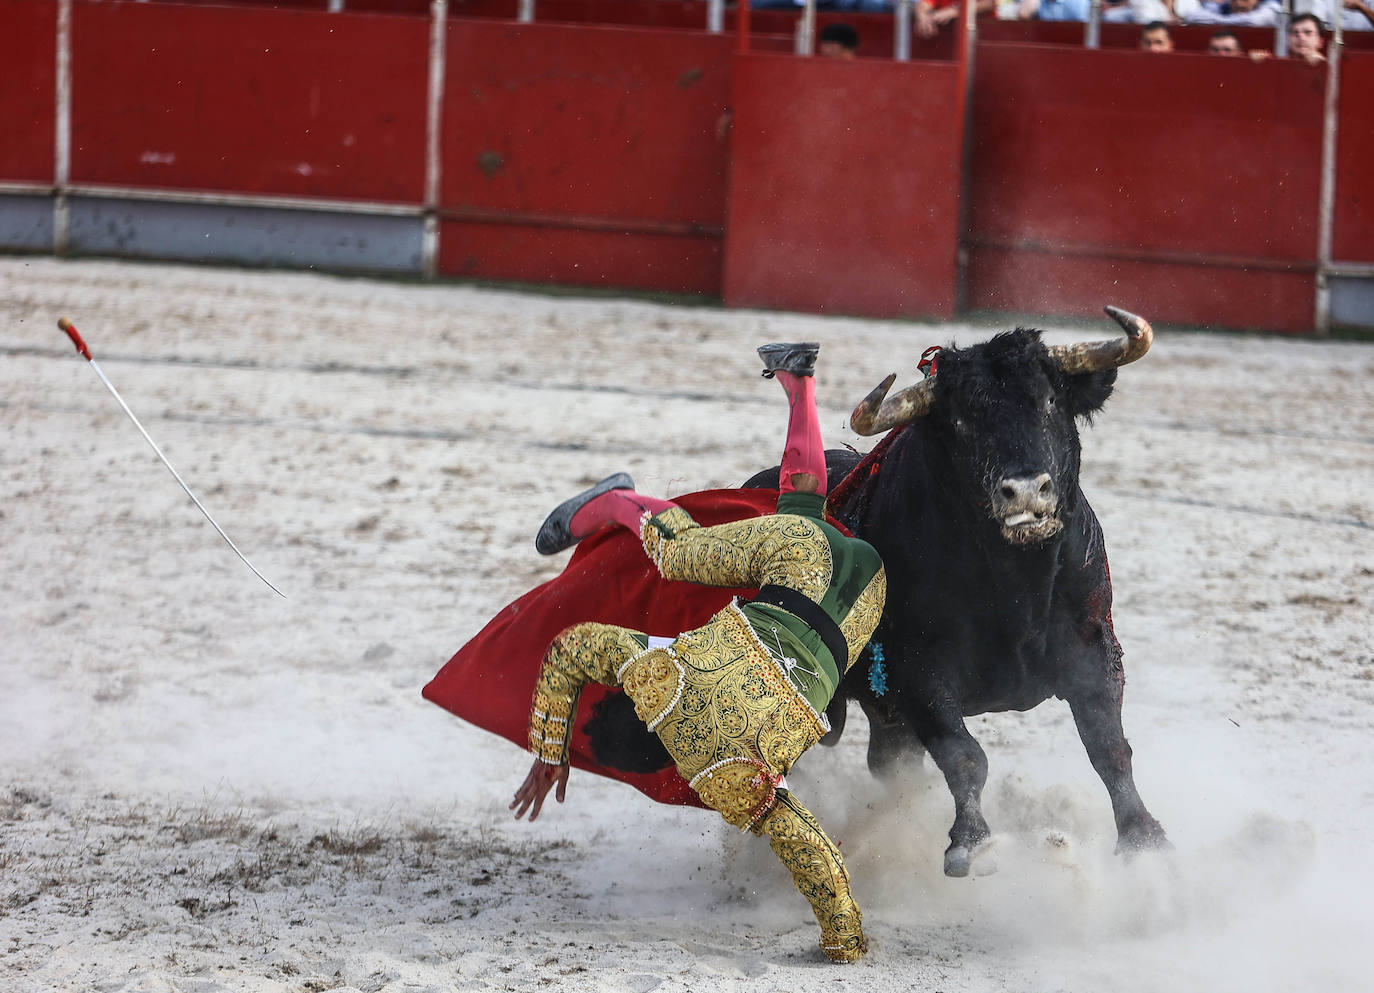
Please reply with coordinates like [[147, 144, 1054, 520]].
[[423, 488, 844, 807]]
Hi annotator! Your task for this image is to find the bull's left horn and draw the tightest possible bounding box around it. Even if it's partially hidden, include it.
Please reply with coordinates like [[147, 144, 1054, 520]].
[[1046, 305, 1154, 375], [850, 373, 937, 436]]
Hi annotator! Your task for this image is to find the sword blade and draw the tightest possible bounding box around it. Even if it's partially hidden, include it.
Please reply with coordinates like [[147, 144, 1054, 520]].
[[87, 355, 286, 599]]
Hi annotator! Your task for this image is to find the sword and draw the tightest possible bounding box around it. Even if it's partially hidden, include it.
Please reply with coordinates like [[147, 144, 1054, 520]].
[[57, 317, 286, 599]]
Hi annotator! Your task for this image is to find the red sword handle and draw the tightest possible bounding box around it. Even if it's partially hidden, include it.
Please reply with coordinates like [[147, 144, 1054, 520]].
[[57, 317, 92, 361]]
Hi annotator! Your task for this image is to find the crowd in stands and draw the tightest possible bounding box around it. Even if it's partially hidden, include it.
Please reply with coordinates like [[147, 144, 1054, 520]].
[[760, 0, 1374, 33], [814, 7, 1351, 62], [1134, 11, 1331, 58]]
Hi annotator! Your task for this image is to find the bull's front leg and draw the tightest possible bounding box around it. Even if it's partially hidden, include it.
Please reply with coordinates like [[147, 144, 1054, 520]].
[[1065, 686, 1169, 854], [918, 707, 993, 878]]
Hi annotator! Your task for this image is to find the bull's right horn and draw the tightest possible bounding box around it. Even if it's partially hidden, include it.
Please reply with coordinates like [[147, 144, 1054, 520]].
[[850, 373, 937, 436], [1045, 305, 1154, 375]]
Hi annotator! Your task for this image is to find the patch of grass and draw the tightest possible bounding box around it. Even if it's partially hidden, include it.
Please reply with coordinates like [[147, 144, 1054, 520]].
[[170, 808, 256, 845], [308, 828, 385, 856]]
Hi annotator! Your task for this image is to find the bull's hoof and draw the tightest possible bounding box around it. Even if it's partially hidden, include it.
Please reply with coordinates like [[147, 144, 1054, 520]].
[[1116, 818, 1172, 856], [943, 838, 995, 878], [1117, 834, 1174, 859]]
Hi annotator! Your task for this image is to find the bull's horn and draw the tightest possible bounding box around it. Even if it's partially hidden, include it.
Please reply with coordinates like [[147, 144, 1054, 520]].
[[1046, 305, 1154, 375], [850, 372, 937, 436]]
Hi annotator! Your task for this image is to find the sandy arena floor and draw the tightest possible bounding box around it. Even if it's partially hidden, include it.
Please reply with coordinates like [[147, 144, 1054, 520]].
[[1, 256, 1372, 993]]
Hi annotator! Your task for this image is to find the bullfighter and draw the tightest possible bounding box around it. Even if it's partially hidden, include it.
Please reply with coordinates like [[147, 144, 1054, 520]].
[[510, 342, 886, 963]]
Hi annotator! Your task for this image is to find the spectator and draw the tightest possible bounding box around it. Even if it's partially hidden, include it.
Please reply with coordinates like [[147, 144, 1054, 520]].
[[1140, 20, 1175, 48], [916, 0, 996, 37], [1187, 0, 1281, 27], [1104, 0, 1203, 23], [754, 0, 887, 11], [1295, 0, 1374, 30], [1018, 0, 1090, 20], [1207, 27, 1244, 52], [1288, 11, 1328, 61], [818, 22, 860, 58]]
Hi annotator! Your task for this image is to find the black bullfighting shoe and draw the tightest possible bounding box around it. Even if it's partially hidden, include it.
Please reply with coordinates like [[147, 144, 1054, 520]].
[[535, 472, 635, 555], [758, 342, 820, 379]]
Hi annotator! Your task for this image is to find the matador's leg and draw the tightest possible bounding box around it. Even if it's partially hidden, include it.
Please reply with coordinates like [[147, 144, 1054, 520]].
[[536, 473, 676, 556], [755, 790, 866, 963], [777, 371, 825, 495], [641, 508, 831, 603], [528, 621, 647, 765], [758, 342, 825, 496]]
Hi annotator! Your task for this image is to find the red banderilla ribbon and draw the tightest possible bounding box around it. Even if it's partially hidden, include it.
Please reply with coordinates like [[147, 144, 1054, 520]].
[[58, 317, 286, 598]]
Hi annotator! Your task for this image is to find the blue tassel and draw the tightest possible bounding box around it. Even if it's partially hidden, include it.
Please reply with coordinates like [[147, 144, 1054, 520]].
[[867, 642, 888, 697]]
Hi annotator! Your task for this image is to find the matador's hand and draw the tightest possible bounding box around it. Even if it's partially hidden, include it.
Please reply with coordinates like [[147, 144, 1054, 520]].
[[510, 759, 570, 821]]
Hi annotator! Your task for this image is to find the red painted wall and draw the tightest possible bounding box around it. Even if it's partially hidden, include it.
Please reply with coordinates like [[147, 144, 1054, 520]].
[[1334, 52, 1374, 264], [966, 43, 1324, 331], [437, 20, 733, 292], [723, 52, 963, 319], [1, 0, 57, 183], [68, 1, 429, 202], [6, 0, 1368, 331]]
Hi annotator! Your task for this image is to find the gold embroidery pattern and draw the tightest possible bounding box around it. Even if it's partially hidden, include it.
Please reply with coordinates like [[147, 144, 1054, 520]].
[[839, 566, 887, 674], [640, 506, 698, 569], [619, 648, 683, 730], [625, 605, 826, 784], [528, 622, 640, 764], [690, 756, 780, 831], [642, 510, 833, 603], [758, 791, 867, 963], [527, 569, 872, 961]]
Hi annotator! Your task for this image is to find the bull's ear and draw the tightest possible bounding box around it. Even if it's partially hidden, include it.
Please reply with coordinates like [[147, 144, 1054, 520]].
[[1064, 368, 1116, 419]]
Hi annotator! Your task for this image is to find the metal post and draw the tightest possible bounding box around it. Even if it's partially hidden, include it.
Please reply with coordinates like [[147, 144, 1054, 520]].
[[54, 0, 72, 257], [1314, 12, 1343, 334], [1276, 0, 1291, 58], [1086, 0, 1102, 49], [708, 0, 724, 33], [518, 0, 535, 23], [954, 0, 979, 314], [423, 0, 449, 279], [796, 0, 816, 55], [895, 0, 912, 62]]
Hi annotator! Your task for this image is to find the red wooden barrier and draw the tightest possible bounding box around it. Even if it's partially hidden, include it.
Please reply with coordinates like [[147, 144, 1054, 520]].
[[966, 43, 1324, 331], [68, 1, 429, 202], [5, 0, 1368, 331], [1, 0, 57, 184], [1334, 52, 1374, 264], [437, 21, 734, 292], [723, 52, 963, 318], [412, 0, 959, 60]]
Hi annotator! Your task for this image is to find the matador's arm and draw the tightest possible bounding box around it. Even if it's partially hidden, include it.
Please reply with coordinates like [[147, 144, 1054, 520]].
[[528, 623, 630, 765]]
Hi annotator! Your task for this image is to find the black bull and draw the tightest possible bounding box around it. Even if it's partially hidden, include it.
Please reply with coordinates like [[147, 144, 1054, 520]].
[[584, 308, 1170, 876]]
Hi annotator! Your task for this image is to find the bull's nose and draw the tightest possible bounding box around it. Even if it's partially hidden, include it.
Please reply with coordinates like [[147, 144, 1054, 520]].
[[997, 473, 1055, 506]]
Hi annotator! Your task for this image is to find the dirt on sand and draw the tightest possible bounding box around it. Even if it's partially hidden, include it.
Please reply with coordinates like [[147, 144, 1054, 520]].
[[2, 257, 1371, 993]]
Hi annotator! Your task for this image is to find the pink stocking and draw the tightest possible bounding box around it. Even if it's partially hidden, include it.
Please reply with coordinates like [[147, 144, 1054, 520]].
[[570, 489, 677, 539], [774, 371, 827, 496]]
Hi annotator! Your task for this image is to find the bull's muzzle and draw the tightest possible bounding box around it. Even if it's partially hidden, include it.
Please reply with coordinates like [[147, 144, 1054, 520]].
[[992, 472, 1062, 544]]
